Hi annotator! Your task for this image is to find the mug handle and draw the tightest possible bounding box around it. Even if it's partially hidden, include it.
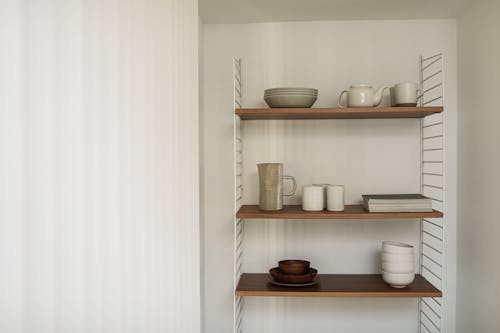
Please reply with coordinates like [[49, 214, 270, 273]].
[[283, 176, 297, 196], [338, 90, 348, 107]]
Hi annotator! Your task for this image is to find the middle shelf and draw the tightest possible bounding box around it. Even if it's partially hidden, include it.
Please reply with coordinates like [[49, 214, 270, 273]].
[[236, 204, 443, 220]]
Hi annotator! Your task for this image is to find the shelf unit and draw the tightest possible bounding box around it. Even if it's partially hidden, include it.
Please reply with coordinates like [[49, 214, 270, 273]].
[[232, 54, 446, 333]]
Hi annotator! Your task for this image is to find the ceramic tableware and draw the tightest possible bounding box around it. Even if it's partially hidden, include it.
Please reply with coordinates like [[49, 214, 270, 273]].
[[265, 87, 318, 91], [267, 278, 318, 287], [264, 87, 318, 108], [380, 240, 415, 287], [327, 185, 345, 211], [382, 271, 415, 288], [302, 186, 324, 211], [382, 241, 414, 254], [269, 267, 318, 284], [313, 183, 331, 208], [381, 252, 414, 263], [278, 260, 310, 275], [258, 163, 296, 211], [338, 84, 388, 108], [390, 82, 419, 106], [264, 94, 317, 108], [382, 261, 414, 274]]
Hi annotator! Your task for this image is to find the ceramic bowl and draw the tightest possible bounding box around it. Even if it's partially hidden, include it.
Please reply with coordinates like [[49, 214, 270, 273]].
[[264, 91, 318, 96], [265, 87, 318, 92], [382, 271, 415, 288], [382, 241, 414, 254], [381, 252, 414, 263], [270, 267, 317, 284], [278, 259, 310, 275], [264, 88, 318, 94], [381, 261, 414, 274], [264, 94, 317, 108]]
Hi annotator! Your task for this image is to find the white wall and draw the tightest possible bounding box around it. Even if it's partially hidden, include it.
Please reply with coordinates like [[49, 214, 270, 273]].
[[0, 1, 200, 332], [457, 1, 500, 332], [203, 20, 457, 333], [199, 14, 207, 333]]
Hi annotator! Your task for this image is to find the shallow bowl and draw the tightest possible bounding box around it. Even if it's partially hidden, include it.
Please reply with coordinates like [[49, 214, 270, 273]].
[[265, 87, 318, 92], [381, 261, 414, 274], [381, 252, 414, 263], [382, 241, 414, 254], [270, 267, 317, 284], [264, 91, 318, 96], [264, 95, 317, 108]]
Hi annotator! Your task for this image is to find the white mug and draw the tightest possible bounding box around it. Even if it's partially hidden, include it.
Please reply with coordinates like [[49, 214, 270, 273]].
[[391, 82, 419, 106], [327, 185, 345, 211], [302, 186, 324, 211], [312, 183, 331, 208]]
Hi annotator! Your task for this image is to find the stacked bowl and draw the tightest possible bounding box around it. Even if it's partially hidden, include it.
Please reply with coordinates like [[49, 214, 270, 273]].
[[264, 88, 318, 108], [268, 260, 318, 286], [381, 241, 415, 288]]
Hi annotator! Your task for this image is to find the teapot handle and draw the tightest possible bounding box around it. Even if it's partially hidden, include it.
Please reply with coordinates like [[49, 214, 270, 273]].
[[338, 90, 348, 107]]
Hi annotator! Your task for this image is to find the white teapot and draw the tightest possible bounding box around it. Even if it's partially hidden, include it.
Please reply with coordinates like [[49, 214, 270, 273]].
[[338, 84, 388, 108]]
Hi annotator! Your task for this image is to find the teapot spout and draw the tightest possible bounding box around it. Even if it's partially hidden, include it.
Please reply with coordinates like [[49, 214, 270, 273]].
[[374, 86, 389, 106]]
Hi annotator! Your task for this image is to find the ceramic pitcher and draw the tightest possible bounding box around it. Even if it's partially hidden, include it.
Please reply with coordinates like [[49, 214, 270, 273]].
[[258, 163, 296, 211]]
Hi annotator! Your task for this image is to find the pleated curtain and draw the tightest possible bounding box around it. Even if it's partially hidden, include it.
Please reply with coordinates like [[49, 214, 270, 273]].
[[0, 0, 200, 332]]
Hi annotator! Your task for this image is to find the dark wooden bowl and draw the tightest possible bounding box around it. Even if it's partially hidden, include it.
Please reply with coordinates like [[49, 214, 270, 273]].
[[269, 267, 317, 284], [278, 260, 310, 275]]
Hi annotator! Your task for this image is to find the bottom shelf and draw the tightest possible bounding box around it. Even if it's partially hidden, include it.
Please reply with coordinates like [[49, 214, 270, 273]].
[[236, 273, 442, 298]]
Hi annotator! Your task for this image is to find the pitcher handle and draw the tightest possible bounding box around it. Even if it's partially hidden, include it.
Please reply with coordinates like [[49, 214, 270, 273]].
[[283, 176, 297, 196], [338, 90, 348, 107]]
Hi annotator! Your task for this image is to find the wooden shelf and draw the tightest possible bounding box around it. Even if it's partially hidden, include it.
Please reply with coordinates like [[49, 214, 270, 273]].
[[236, 273, 442, 298], [236, 205, 443, 219], [235, 106, 443, 120]]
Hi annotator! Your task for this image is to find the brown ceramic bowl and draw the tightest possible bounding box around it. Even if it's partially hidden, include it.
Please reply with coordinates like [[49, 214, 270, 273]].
[[269, 267, 318, 284], [278, 260, 310, 275]]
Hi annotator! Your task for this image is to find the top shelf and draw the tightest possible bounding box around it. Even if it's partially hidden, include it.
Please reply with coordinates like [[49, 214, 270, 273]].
[[235, 106, 443, 120]]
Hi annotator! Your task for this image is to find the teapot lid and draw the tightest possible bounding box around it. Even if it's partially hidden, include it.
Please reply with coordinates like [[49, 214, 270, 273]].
[[350, 84, 372, 88]]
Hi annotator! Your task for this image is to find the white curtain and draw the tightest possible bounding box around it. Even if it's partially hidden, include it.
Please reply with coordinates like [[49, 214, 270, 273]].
[[0, 1, 200, 332]]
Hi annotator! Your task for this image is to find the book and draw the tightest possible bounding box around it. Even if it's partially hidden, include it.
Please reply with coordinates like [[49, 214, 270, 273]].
[[362, 194, 433, 213]]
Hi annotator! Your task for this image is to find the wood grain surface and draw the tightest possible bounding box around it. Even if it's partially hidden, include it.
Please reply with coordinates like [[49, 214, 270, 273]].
[[235, 107, 443, 120], [236, 205, 444, 219], [236, 273, 442, 297]]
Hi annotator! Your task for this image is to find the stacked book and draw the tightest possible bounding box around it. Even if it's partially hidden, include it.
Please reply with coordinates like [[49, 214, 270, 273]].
[[362, 194, 433, 213]]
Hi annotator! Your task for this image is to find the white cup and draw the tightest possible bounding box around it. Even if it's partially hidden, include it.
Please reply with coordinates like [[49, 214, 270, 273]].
[[327, 185, 345, 211], [391, 82, 419, 106], [312, 183, 331, 208], [381, 252, 414, 263], [302, 186, 324, 211], [382, 261, 414, 274], [382, 241, 414, 254]]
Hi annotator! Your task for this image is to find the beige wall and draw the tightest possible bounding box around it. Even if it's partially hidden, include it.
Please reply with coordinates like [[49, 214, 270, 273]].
[[203, 20, 457, 333], [457, 1, 500, 332]]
